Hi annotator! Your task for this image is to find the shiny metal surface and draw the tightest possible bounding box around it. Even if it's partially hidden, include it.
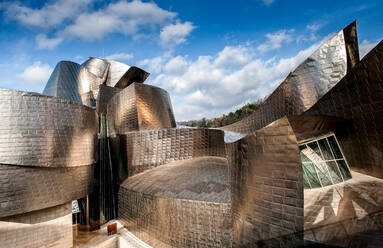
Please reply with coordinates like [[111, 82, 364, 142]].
[[116, 128, 225, 178], [221, 22, 358, 134], [305, 40, 383, 179], [121, 156, 229, 203], [96, 84, 122, 114], [115, 66, 150, 89], [118, 157, 232, 247], [81, 57, 110, 80], [107, 83, 176, 135], [226, 117, 304, 247], [0, 88, 98, 167], [105, 59, 131, 87], [0, 164, 93, 218], [42, 61, 82, 103]]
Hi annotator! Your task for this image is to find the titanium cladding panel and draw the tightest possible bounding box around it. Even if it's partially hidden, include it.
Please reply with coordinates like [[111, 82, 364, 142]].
[[42, 61, 82, 103], [105, 59, 131, 87], [305, 41, 383, 179], [119, 157, 232, 247], [226, 117, 303, 247], [107, 83, 176, 135], [0, 88, 98, 167], [119, 128, 226, 177], [0, 164, 93, 218], [221, 22, 358, 134]]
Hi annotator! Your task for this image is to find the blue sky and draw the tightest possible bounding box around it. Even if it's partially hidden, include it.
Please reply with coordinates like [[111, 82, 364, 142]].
[[0, 0, 382, 120]]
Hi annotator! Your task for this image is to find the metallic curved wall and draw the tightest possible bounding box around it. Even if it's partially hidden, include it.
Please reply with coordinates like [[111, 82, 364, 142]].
[[107, 83, 176, 135], [0, 89, 98, 167], [226, 117, 303, 247], [305, 40, 383, 179], [0, 164, 93, 218], [42, 61, 82, 103], [221, 22, 358, 134], [116, 128, 225, 177], [105, 60, 131, 87], [118, 157, 232, 247]]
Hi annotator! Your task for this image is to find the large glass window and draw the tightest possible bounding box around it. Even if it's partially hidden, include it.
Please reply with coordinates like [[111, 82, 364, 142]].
[[299, 134, 352, 189]]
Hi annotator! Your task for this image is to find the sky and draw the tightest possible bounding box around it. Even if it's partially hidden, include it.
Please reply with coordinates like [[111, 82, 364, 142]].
[[0, 0, 382, 121]]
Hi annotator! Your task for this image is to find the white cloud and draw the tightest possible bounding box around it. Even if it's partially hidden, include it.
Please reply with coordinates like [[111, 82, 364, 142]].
[[262, 0, 275, 6], [359, 40, 378, 58], [105, 52, 134, 61], [141, 40, 322, 121], [2, 0, 193, 48], [160, 21, 196, 46], [257, 29, 294, 52], [1, 0, 92, 28], [17, 61, 53, 85], [35, 34, 63, 50]]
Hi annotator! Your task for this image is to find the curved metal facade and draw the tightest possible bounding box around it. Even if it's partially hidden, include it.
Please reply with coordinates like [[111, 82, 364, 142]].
[[0, 89, 98, 167], [112, 128, 225, 179], [0, 164, 93, 218], [119, 157, 232, 247], [42, 61, 82, 103], [105, 60, 131, 87], [221, 22, 358, 134], [107, 83, 176, 135]]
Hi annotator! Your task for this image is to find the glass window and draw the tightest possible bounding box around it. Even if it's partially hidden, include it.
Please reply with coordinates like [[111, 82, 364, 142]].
[[302, 163, 321, 188], [307, 141, 323, 159], [300, 134, 352, 189], [326, 161, 343, 184], [328, 136, 343, 159], [337, 160, 352, 180], [318, 139, 334, 160], [314, 162, 332, 186]]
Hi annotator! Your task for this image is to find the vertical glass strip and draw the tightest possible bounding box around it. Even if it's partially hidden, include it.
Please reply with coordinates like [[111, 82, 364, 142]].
[[302, 163, 321, 188], [307, 141, 323, 159], [313, 162, 332, 186], [328, 136, 343, 159], [326, 161, 343, 184], [337, 159, 352, 180], [318, 138, 334, 160]]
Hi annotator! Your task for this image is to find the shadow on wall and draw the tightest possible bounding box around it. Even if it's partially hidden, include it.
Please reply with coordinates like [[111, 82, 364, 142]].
[[304, 172, 383, 247]]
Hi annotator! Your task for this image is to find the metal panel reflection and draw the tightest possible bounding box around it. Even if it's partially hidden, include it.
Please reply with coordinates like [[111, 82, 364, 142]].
[[305, 40, 383, 179], [105, 60, 131, 87], [0, 88, 97, 167], [226, 117, 303, 247], [107, 83, 176, 135], [42, 61, 82, 103], [118, 157, 232, 247], [221, 22, 359, 134], [0, 164, 93, 218], [117, 128, 225, 178]]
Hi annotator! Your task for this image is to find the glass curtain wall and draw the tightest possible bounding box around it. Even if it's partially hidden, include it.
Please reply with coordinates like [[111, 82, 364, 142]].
[[299, 134, 352, 189]]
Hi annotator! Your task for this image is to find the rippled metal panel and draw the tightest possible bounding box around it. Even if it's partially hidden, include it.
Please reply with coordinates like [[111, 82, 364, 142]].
[[221, 22, 358, 134], [0, 88, 98, 167], [107, 83, 176, 135], [115, 128, 225, 177], [42, 61, 82, 103], [305, 40, 383, 179], [119, 157, 232, 247], [226, 117, 303, 247], [114, 66, 150, 89], [105, 60, 131, 87], [0, 164, 93, 218]]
